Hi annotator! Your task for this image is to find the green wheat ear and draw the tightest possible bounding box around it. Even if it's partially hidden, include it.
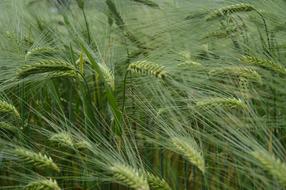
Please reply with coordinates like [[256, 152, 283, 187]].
[[14, 148, 60, 173], [251, 150, 286, 187], [146, 172, 172, 190], [128, 61, 168, 79], [206, 3, 254, 21], [171, 137, 205, 173], [16, 59, 77, 79], [49, 132, 74, 148], [241, 56, 286, 75], [110, 163, 149, 190], [0, 122, 19, 134], [195, 97, 247, 111], [209, 66, 262, 83], [25, 47, 57, 61], [24, 178, 61, 190], [0, 100, 20, 118]]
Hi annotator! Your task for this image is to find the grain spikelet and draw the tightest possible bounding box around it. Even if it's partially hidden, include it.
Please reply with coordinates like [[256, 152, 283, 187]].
[[241, 56, 286, 75], [128, 61, 168, 79], [49, 132, 74, 148], [25, 47, 57, 60], [196, 97, 247, 111], [209, 66, 261, 83], [171, 137, 205, 173], [110, 163, 149, 190], [0, 122, 19, 133], [146, 172, 171, 190], [14, 148, 60, 173], [251, 150, 286, 187], [0, 100, 20, 118], [206, 3, 254, 21], [17, 59, 76, 79], [24, 178, 61, 190]]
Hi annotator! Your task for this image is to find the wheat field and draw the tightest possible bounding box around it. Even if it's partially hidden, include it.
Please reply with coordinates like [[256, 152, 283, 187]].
[[0, 0, 286, 189]]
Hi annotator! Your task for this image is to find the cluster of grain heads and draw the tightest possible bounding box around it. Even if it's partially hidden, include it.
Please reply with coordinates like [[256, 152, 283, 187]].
[[0, 100, 20, 118], [16, 59, 78, 79], [128, 61, 168, 79], [209, 66, 262, 83], [241, 56, 286, 75], [24, 178, 61, 190], [195, 97, 247, 111], [14, 147, 60, 173], [171, 137, 205, 173], [146, 172, 172, 190], [110, 163, 149, 190], [49, 132, 74, 149], [206, 3, 255, 21], [251, 150, 286, 187]]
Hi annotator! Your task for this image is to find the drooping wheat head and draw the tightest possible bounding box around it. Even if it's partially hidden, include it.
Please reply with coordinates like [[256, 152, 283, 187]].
[[24, 178, 61, 190], [14, 147, 60, 173], [251, 150, 286, 187], [49, 132, 74, 149], [196, 97, 247, 111], [146, 171, 172, 190], [241, 56, 286, 75], [206, 3, 255, 21], [171, 137, 205, 173], [17, 59, 77, 79], [0, 100, 20, 118], [128, 61, 168, 79], [110, 163, 149, 190]]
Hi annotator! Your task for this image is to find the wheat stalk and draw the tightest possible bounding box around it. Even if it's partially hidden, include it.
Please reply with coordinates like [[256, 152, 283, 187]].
[[171, 137, 205, 173], [241, 56, 286, 75], [251, 150, 286, 187], [206, 3, 255, 21], [110, 163, 149, 190], [146, 172, 172, 190], [196, 97, 247, 111], [17, 59, 77, 79], [128, 61, 168, 79], [24, 178, 61, 190], [14, 148, 60, 173], [0, 100, 20, 118]]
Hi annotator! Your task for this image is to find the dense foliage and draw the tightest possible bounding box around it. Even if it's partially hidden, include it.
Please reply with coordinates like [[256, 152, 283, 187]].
[[0, 0, 286, 189]]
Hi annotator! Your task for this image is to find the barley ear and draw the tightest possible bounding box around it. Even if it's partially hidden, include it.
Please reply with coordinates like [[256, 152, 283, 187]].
[[206, 3, 255, 21], [146, 172, 172, 190], [196, 97, 247, 111], [171, 137, 205, 173], [49, 132, 74, 148], [0, 100, 20, 118], [24, 178, 61, 190], [14, 148, 60, 173], [128, 61, 168, 79], [110, 163, 149, 190], [251, 150, 286, 187]]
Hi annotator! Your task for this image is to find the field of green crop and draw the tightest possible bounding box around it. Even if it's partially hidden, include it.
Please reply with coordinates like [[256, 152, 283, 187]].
[[0, 0, 286, 189]]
